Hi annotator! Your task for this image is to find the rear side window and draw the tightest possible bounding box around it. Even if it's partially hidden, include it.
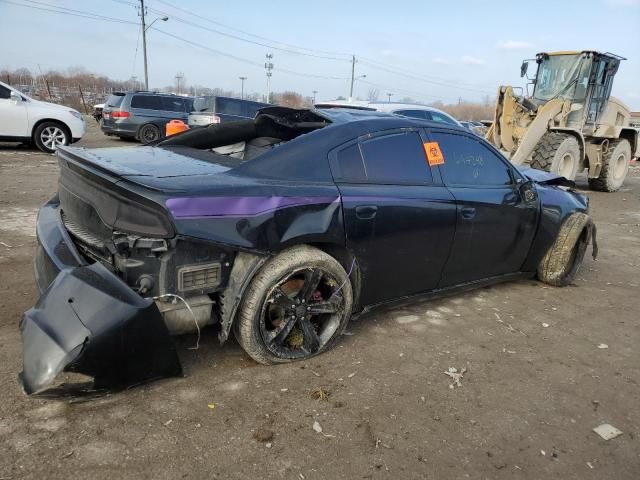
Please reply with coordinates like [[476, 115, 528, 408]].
[[333, 132, 433, 184], [429, 132, 513, 186], [130, 95, 164, 110], [0, 85, 11, 99], [334, 144, 367, 182], [106, 94, 125, 107]]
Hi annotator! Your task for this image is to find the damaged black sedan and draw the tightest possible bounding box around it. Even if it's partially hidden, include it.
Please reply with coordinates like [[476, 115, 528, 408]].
[[20, 106, 596, 394]]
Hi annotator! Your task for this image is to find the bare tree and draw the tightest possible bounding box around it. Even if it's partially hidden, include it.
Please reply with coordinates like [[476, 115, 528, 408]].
[[366, 88, 379, 102]]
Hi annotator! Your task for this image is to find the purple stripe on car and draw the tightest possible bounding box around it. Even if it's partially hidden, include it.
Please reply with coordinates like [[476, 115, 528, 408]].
[[166, 196, 340, 218]]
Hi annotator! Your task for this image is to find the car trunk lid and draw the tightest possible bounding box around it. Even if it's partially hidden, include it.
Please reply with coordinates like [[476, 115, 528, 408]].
[[58, 145, 232, 185]]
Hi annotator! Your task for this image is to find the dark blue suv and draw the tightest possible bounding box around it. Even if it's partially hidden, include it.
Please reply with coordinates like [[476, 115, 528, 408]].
[[101, 92, 194, 143]]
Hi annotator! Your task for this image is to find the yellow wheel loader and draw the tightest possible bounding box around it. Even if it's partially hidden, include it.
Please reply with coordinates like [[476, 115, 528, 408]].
[[487, 51, 638, 191]]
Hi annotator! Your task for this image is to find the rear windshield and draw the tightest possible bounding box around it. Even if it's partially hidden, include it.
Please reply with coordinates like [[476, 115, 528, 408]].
[[106, 94, 125, 107]]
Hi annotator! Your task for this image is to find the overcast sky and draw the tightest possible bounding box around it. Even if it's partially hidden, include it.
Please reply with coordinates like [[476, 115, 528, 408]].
[[1, 0, 639, 108]]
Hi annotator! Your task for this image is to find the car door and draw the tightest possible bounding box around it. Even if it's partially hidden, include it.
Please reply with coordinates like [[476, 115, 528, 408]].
[[329, 129, 457, 306], [0, 84, 29, 138], [427, 129, 539, 287]]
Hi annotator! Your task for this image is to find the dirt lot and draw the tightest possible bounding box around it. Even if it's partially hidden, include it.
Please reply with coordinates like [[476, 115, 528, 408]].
[[0, 119, 639, 479]]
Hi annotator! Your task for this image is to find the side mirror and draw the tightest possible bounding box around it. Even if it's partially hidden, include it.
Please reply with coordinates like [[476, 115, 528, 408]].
[[519, 180, 538, 203], [520, 61, 529, 78], [10, 91, 22, 103]]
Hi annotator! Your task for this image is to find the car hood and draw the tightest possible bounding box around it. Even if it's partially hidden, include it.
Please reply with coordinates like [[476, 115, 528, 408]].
[[30, 99, 77, 114], [516, 166, 575, 186]]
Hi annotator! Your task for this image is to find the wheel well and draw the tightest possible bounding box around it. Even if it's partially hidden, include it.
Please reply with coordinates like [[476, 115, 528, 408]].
[[31, 118, 71, 142], [619, 128, 638, 154], [307, 242, 362, 311]]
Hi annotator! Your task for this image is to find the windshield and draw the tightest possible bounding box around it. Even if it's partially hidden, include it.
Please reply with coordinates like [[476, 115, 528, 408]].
[[533, 54, 587, 101]]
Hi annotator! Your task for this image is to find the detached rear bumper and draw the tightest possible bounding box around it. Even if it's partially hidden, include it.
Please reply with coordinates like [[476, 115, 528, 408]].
[[20, 198, 182, 394]]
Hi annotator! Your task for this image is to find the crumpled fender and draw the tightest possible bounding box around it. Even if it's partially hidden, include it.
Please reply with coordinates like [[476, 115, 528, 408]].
[[20, 262, 182, 395]]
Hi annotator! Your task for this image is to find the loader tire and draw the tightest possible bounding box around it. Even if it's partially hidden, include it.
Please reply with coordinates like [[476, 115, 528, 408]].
[[537, 213, 590, 287], [588, 139, 630, 192], [530, 132, 581, 180]]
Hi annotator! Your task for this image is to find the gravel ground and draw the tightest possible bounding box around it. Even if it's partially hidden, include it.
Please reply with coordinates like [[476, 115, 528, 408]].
[[0, 119, 639, 479]]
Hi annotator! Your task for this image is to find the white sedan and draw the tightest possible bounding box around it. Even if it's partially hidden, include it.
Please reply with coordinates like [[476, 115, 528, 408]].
[[0, 81, 85, 153]]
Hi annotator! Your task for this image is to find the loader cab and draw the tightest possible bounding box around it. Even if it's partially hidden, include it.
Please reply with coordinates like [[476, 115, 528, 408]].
[[528, 51, 624, 126]]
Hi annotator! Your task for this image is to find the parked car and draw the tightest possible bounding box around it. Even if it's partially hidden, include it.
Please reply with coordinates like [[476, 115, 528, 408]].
[[101, 91, 194, 143], [0, 81, 85, 153], [316, 100, 461, 126], [369, 102, 462, 125], [188, 96, 271, 127], [20, 106, 597, 394]]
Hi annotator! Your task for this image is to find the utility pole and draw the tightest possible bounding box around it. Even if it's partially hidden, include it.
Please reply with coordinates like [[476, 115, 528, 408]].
[[349, 55, 356, 101], [239, 76, 247, 99], [175, 72, 184, 95], [312, 90, 318, 104], [140, 0, 148, 90], [387, 92, 393, 102], [139, 1, 168, 91], [265, 53, 274, 103]]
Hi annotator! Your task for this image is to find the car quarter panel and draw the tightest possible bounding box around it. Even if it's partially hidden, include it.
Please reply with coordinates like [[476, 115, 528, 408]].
[[166, 185, 345, 252]]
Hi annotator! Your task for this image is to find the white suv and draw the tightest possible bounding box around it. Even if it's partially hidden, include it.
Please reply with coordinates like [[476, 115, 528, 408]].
[[0, 81, 85, 153]]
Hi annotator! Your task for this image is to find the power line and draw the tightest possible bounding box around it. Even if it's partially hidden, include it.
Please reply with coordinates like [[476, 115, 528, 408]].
[[358, 79, 449, 103], [358, 58, 494, 94], [151, 27, 348, 81], [139, 3, 350, 61], [153, 0, 351, 59], [1, 0, 137, 24]]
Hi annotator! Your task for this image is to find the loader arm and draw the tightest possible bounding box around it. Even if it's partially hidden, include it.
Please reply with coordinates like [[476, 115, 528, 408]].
[[487, 86, 568, 165], [510, 99, 565, 165]]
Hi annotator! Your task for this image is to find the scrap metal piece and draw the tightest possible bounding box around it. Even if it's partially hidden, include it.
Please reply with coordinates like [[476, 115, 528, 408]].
[[20, 262, 182, 395], [444, 367, 467, 388], [593, 424, 623, 440]]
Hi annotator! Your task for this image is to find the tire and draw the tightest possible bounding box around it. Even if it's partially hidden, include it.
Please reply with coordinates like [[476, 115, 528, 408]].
[[138, 123, 161, 144], [588, 139, 631, 192], [234, 245, 353, 365], [530, 132, 581, 180], [33, 121, 70, 153], [537, 213, 590, 287]]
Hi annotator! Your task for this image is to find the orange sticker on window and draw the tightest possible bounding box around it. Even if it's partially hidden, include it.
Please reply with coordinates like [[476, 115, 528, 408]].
[[423, 142, 445, 166]]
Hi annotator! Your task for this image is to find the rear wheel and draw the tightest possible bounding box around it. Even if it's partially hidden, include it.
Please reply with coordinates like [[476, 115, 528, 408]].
[[33, 121, 69, 153], [530, 132, 581, 180], [537, 213, 590, 287], [234, 245, 353, 365], [138, 123, 161, 144], [588, 139, 630, 192]]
